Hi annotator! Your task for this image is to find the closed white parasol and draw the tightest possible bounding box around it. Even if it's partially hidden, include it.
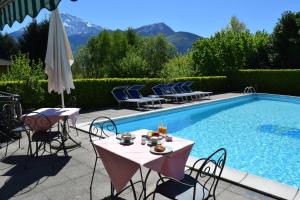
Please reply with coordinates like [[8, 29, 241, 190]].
[[45, 8, 75, 108]]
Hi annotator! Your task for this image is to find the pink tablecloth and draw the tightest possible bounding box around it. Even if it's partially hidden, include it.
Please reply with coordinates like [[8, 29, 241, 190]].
[[93, 129, 194, 192], [22, 108, 80, 131]]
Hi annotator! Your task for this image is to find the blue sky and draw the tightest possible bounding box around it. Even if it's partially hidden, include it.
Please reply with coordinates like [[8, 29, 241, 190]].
[[2, 0, 300, 37]]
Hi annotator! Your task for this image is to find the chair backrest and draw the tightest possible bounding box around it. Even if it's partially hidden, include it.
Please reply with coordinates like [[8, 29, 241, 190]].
[[2, 103, 15, 120], [192, 148, 227, 199], [172, 82, 185, 94], [111, 86, 129, 101], [89, 116, 118, 156], [22, 112, 53, 133], [181, 81, 193, 93], [127, 85, 145, 99], [152, 85, 164, 96], [161, 84, 175, 94], [127, 89, 142, 99]]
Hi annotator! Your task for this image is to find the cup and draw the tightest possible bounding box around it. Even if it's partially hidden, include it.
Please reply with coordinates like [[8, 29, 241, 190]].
[[121, 133, 132, 143], [165, 135, 173, 142], [150, 136, 159, 145], [141, 137, 146, 145]]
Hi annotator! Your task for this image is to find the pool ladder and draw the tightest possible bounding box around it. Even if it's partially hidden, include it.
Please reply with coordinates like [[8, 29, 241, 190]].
[[244, 86, 256, 94]]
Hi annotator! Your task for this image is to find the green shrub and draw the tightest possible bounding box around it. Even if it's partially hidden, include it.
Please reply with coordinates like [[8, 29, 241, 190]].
[[1, 54, 45, 109], [230, 69, 300, 95], [0, 76, 227, 109]]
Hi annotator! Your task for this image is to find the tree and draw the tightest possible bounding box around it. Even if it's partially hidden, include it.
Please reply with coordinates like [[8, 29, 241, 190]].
[[0, 33, 18, 59], [247, 31, 272, 68], [161, 54, 195, 78], [19, 19, 49, 63], [191, 30, 248, 75], [127, 27, 137, 46], [191, 15, 273, 75], [271, 11, 300, 68], [75, 29, 176, 78], [138, 34, 177, 77], [1, 53, 45, 108], [118, 49, 147, 77], [226, 16, 248, 33], [72, 46, 91, 78]]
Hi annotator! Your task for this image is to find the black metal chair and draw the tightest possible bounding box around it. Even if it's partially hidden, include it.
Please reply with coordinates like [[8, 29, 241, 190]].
[[88, 116, 138, 200], [22, 112, 68, 157], [0, 103, 25, 159], [150, 148, 227, 200]]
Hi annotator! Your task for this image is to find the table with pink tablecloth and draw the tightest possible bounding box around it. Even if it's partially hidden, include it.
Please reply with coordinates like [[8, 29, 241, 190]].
[[93, 129, 194, 193], [23, 108, 80, 131]]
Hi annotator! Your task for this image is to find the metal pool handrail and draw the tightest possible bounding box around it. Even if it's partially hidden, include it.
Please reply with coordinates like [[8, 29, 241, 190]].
[[244, 86, 256, 94]]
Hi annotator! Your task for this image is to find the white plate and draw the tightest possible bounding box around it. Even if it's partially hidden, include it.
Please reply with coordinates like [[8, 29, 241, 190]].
[[150, 146, 173, 155], [116, 134, 136, 140]]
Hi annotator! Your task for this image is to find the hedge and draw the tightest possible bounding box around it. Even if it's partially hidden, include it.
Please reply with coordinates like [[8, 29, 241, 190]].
[[0, 76, 228, 109], [230, 69, 300, 95]]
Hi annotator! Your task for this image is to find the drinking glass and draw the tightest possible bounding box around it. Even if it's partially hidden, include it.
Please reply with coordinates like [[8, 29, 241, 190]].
[[158, 122, 163, 133], [161, 124, 167, 135], [158, 122, 167, 135]]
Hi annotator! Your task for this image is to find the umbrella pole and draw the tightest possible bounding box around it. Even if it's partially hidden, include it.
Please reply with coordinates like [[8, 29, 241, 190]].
[[61, 92, 65, 108]]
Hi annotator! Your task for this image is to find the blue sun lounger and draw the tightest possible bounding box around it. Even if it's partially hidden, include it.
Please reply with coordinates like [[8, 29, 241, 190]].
[[181, 81, 212, 99], [111, 86, 153, 109], [152, 84, 188, 103], [126, 85, 164, 108], [170, 82, 197, 101]]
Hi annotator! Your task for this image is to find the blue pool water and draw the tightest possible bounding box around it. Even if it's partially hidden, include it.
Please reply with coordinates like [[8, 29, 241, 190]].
[[110, 94, 300, 188]]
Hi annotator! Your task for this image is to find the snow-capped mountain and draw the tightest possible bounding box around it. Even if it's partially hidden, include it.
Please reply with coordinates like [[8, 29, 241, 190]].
[[60, 13, 104, 36]]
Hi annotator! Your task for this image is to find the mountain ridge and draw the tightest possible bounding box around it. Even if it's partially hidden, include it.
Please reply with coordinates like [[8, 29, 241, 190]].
[[9, 13, 201, 54]]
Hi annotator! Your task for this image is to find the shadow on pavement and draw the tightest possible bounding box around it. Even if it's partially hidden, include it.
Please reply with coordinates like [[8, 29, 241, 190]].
[[0, 154, 70, 199]]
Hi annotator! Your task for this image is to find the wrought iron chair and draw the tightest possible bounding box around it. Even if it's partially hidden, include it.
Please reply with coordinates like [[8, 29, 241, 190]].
[[0, 103, 25, 159], [88, 116, 138, 200], [22, 112, 68, 157], [150, 148, 227, 200]]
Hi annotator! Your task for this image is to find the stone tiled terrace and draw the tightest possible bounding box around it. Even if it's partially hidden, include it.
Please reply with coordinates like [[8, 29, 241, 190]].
[[0, 93, 288, 200]]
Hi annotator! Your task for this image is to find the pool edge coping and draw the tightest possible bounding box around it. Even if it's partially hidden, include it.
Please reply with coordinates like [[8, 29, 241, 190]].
[[74, 93, 300, 200], [186, 156, 299, 200]]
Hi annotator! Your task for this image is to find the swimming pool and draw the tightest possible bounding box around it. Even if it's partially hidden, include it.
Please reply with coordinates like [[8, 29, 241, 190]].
[[105, 94, 300, 188]]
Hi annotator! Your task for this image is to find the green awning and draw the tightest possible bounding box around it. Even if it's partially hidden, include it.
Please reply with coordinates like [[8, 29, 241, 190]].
[[0, 0, 62, 30]]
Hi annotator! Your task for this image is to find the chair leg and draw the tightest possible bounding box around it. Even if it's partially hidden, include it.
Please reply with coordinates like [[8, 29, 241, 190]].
[[35, 142, 38, 156], [4, 141, 8, 157], [60, 135, 68, 157], [49, 142, 52, 154], [75, 126, 79, 136], [129, 180, 137, 200], [152, 191, 156, 200], [111, 182, 114, 199], [90, 157, 98, 198]]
